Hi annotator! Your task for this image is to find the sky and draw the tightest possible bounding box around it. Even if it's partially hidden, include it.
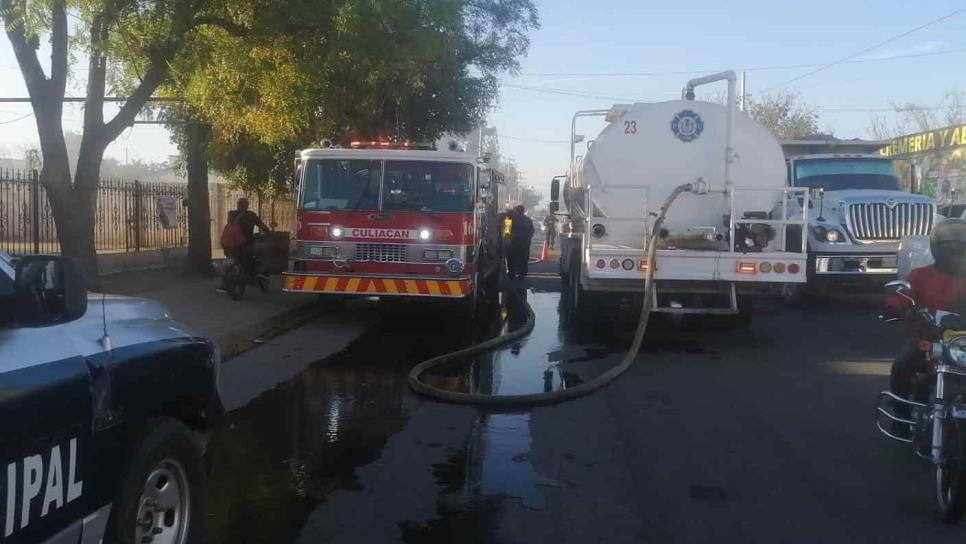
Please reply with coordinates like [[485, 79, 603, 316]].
[[0, 0, 964, 200]]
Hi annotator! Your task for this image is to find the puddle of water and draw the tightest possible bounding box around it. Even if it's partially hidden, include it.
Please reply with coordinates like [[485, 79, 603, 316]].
[[205, 314, 473, 544]]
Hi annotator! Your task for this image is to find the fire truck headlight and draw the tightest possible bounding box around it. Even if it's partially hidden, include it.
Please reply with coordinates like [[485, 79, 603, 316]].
[[424, 249, 454, 262], [418, 228, 432, 241], [445, 258, 465, 274], [330, 226, 344, 238]]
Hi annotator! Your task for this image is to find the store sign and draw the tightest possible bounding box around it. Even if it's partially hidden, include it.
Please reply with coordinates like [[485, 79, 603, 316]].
[[880, 123, 966, 158]]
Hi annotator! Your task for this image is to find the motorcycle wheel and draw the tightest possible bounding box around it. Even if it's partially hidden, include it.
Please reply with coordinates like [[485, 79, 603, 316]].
[[936, 408, 966, 523], [226, 263, 246, 301]]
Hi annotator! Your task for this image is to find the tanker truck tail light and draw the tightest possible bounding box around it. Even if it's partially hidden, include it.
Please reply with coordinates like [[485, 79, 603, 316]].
[[773, 262, 787, 274], [788, 263, 801, 274], [737, 262, 758, 274], [759, 262, 773, 273], [595, 259, 607, 269], [621, 259, 635, 271], [609, 258, 620, 269]]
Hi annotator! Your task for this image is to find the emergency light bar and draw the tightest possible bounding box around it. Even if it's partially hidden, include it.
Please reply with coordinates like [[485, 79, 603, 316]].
[[348, 141, 435, 150]]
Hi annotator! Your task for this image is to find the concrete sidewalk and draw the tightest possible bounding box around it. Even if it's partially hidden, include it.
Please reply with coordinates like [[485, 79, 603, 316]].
[[101, 267, 320, 359]]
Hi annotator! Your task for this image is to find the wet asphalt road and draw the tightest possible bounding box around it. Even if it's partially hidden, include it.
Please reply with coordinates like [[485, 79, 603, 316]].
[[203, 248, 966, 543]]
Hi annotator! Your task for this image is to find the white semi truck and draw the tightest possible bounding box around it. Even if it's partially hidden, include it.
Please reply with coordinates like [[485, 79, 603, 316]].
[[549, 71, 809, 326], [782, 151, 936, 300]]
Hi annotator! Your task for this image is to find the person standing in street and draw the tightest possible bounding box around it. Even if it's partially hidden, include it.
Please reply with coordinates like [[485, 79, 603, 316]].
[[508, 204, 535, 279], [543, 214, 558, 249]]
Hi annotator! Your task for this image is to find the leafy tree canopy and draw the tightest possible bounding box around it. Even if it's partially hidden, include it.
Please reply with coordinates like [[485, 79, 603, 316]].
[[162, 0, 539, 192]]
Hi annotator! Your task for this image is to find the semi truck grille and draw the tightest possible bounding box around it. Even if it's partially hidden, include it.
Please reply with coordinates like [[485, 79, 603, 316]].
[[847, 202, 934, 241], [354, 243, 408, 262]]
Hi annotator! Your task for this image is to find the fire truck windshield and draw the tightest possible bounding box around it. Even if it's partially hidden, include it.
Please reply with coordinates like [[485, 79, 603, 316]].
[[301, 159, 381, 210], [383, 161, 473, 213], [300, 159, 474, 213]]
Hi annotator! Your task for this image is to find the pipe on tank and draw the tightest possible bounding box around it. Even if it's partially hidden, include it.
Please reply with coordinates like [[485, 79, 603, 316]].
[[682, 70, 737, 187]]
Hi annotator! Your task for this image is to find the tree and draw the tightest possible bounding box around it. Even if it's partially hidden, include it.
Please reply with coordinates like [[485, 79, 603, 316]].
[[166, 0, 538, 190], [869, 90, 966, 139], [1, 0, 228, 282], [743, 92, 820, 140]]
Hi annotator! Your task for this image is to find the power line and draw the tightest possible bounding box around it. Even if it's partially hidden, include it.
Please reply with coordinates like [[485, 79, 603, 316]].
[[514, 47, 966, 78], [501, 83, 642, 103], [772, 7, 966, 89], [498, 134, 569, 144], [0, 113, 35, 124]]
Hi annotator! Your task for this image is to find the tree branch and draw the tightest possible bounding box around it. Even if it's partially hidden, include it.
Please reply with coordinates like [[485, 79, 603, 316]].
[[103, 62, 168, 141], [0, 0, 49, 97], [49, 0, 67, 97], [83, 13, 108, 131], [193, 16, 250, 37]]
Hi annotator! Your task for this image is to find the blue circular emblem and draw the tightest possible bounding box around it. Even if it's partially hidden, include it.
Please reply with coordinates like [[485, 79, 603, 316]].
[[671, 110, 704, 143]]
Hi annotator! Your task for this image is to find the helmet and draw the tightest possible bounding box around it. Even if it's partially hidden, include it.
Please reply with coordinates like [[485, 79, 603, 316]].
[[931, 218, 966, 277]]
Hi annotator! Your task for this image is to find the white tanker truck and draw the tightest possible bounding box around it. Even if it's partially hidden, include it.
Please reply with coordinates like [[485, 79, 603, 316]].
[[548, 71, 809, 326]]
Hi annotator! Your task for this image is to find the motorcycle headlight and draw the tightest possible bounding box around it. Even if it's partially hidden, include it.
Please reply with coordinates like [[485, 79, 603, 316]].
[[948, 336, 966, 366]]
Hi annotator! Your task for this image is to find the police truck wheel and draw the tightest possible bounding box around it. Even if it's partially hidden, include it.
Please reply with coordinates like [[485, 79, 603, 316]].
[[105, 418, 206, 544]]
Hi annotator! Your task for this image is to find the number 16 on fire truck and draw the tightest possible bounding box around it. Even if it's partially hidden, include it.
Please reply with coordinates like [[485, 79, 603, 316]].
[[282, 140, 505, 314]]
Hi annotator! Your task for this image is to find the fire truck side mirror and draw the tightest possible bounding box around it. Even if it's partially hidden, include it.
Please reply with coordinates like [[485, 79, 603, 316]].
[[291, 158, 303, 190]]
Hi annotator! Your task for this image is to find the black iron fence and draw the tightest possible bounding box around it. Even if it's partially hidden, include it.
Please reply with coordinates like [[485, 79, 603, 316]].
[[0, 169, 190, 256], [0, 169, 297, 257]]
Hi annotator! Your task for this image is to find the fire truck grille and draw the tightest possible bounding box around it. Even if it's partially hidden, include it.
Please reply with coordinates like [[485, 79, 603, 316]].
[[354, 243, 408, 263], [846, 202, 934, 241]]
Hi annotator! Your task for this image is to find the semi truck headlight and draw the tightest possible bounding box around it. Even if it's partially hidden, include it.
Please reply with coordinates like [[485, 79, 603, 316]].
[[949, 336, 966, 366], [812, 225, 845, 244]]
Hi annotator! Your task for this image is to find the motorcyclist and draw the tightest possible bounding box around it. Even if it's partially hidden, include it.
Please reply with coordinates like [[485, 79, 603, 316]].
[[887, 218, 966, 428]]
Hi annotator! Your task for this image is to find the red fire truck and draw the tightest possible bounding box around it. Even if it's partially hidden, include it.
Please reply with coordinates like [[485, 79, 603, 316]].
[[282, 141, 504, 311]]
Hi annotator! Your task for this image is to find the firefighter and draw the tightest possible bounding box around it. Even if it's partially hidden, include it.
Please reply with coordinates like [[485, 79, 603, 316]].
[[507, 204, 535, 280]]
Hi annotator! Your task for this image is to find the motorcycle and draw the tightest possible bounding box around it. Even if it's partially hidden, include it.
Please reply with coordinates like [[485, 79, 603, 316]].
[[222, 234, 271, 301], [876, 279, 966, 522]]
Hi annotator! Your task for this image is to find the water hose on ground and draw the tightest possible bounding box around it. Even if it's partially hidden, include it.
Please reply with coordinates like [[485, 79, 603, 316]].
[[408, 183, 696, 407]]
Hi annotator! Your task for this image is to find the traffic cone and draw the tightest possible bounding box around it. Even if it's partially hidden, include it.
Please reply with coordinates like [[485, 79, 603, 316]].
[[540, 240, 549, 261]]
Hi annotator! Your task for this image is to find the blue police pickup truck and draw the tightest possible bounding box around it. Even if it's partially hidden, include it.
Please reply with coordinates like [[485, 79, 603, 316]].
[[0, 252, 222, 544]]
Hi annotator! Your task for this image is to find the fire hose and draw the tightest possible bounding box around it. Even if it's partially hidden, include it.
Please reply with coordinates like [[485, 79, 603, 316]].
[[407, 182, 699, 407]]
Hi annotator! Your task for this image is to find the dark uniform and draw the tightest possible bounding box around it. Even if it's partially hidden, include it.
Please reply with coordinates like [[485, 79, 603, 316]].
[[507, 207, 535, 279]]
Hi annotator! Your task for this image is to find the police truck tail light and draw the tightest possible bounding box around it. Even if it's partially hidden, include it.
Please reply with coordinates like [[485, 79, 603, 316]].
[[737, 262, 757, 274]]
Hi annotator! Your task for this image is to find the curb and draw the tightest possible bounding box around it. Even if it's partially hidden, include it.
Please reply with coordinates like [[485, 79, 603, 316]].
[[216, 301, 324, 361]]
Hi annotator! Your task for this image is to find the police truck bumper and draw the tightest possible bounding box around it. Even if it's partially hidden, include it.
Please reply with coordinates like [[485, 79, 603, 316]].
[[282, 273, 472, 297]]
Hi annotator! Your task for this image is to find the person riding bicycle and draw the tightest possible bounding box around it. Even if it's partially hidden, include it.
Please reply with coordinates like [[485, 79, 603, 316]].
[[218, 198, 271, 293], [887, 218, 966, 428]]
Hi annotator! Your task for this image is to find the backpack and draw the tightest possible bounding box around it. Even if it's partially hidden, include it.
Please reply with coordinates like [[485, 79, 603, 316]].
[[220, 215, 246, 250]]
